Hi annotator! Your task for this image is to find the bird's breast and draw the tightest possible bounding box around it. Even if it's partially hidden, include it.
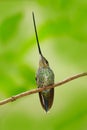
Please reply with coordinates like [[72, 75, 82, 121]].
[[36, 67, 54, 88]]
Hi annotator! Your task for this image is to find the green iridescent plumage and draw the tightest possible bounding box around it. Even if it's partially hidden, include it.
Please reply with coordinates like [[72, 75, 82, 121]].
[[32, 12, 54, 112], [37, 67, 54, 88]]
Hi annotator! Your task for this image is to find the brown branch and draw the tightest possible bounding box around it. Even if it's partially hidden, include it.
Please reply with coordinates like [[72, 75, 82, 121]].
[[0, 72, 87, 106]]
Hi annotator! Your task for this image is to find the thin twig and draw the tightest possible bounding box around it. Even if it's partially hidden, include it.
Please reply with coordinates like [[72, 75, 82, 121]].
[[0, 72, 87, 106]]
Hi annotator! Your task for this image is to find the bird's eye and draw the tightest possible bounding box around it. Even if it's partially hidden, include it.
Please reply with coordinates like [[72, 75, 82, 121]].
[[45, 59, 48, 64]]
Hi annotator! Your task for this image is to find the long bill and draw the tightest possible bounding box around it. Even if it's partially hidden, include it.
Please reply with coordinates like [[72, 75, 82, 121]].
[[32, 12, 43, 57]]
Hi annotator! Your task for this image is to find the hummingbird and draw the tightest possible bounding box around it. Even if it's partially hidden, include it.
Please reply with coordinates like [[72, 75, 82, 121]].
[[32, 12, 54, 112]]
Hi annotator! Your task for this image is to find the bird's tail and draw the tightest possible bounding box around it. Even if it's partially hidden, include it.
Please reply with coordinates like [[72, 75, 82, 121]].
[[39, 88, 54, 112]]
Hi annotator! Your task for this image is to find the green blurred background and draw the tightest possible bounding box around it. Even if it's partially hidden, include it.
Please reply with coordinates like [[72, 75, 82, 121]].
[[0, 1, 87, 130]]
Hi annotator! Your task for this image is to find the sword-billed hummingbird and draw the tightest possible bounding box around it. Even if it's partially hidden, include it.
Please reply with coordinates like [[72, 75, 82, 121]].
[[32, 12, 54, 112]]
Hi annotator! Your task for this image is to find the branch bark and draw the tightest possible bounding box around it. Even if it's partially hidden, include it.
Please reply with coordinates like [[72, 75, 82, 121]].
[[0, 72, 87, 106]]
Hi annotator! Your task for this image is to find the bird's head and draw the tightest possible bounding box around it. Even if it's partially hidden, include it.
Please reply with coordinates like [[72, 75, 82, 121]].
[[39, 56, 49, 68]]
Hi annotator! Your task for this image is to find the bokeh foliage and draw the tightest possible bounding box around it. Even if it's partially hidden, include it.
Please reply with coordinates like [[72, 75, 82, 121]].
[[0, 1, 87, 130]]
